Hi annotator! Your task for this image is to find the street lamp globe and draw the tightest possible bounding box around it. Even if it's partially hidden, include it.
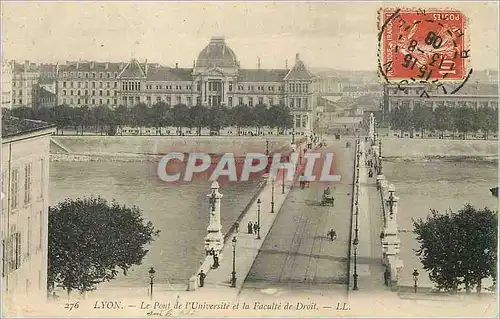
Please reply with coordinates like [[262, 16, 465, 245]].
[[232, 236, 237, 248], [257, 198, 261, 207], [149, 267, 156, 280], [353, 238, 359, 246], [412, 269, 419, 282]]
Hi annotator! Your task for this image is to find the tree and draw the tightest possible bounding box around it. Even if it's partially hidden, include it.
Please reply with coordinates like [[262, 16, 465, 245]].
[[413, 204, 497, 293], [487, 107, 498, 139], [453, 106, 475, 140], [432, 105, 453, 139], [171, 104, 190, 134], [253, 104, 268, 134], [268, 104, 293, 133], [206, 106, 228, 134], [189, 104, 208, 135], [411, 105, 433, 138], [52, 104, 72, 135], [230, 104, 252, 134], [48, 196, 160, 296], [113, 105, 129, 133], [390, 105, 412, 137]]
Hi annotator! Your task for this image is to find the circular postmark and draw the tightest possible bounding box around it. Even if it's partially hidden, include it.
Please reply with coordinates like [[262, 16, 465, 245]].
[[377, 8, 472, 97]]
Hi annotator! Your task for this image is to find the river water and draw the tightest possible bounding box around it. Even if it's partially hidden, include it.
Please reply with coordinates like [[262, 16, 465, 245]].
[[383, 158, 498, 287], [50, 156, 498, 290], [50, 160, 261, 288]]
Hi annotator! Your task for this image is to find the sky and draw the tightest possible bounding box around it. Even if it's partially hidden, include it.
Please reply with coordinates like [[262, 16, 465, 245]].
[[1, 1, 498, 71]]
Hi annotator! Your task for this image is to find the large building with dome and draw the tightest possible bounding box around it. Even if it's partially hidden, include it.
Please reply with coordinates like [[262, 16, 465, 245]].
[[53, 36, 318, 134]]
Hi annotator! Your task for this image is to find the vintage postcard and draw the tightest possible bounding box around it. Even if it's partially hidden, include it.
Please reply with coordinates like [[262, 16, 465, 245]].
[[1, 1, 498, 318]]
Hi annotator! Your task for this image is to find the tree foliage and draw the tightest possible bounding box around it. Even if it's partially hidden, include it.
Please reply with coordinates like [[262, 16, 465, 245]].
[[48, 196, 160, 295], [389, 105, 498, 139], [10, 102, 294, 135], [413, 204, 497, 292]]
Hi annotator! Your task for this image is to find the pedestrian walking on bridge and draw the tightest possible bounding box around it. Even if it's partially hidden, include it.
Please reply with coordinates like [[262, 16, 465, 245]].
[[198, 270, 206, 287], [327, 229, 337, 241], [247, 221, 253, 234]]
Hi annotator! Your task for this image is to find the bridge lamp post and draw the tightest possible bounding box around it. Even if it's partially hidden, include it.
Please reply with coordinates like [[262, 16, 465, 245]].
[[230, 236, 237, 288], [271, 178, 275, 213], [413, 269, 419, 293], [257, 199, 261, 240], [281, 168, 285, 194], [148, 267, 156, 300], [353, 237, 359, 291]]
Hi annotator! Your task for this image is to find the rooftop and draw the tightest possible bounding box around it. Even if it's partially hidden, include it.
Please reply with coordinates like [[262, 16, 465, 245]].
[[2, 116, 55, 139], [238, 69, 289, 82], [196, 36, 238, 69]]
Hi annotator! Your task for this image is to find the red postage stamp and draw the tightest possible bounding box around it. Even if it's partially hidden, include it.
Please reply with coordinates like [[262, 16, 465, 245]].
[[379, 8, 468, 81]]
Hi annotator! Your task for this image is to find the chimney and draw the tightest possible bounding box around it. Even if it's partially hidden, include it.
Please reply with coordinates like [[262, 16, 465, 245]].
[[295, 53, 300, 62], [105, 62, 109, 70], [175, 63, 178, 69], [257, 57, 261, 69], [285, 59, 288, 69], [193, 60, 196, 68], [120, 63, 124, 69], [90, 61, 95, 69], [145, 59, 148, 74]]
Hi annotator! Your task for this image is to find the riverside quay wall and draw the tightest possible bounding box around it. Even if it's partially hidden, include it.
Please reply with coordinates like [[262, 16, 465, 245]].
[[51, 135, 298, 157]]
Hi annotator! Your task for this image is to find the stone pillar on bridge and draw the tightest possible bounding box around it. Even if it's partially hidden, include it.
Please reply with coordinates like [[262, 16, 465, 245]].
[[204, 181, 224, 257], [369, 113, 375, 144], [382, 183, 404, 290]]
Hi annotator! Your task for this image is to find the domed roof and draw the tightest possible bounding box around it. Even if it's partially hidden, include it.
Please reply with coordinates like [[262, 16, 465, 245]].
[[196, 36, 238, 68]]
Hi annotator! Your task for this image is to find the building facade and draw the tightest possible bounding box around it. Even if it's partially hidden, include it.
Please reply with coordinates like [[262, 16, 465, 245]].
[[2, 61, 13, 109], [1, 117, 55, 300], [11, 61, 40, 108], [55, 36, 318, 133], [386, 83, 498, 112]]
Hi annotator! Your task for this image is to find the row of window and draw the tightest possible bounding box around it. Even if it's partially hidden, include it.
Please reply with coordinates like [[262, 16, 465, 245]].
[[11, 79, 39, 87], [122, 81, 141, 92], [289, 97, 310, 109], [293, 114, 310, 129], [62, 90, 117, 97], [9, 161, 43, 211], [60, 71, 119, 79], [62, 98, 118, 106], [146, 84, 191, 91], [55, 81, 308, 94], [2, 211, 43, 278], [288, 83, 310, 93], [62, 81, 118, 89], [235, 84, 283, 92]]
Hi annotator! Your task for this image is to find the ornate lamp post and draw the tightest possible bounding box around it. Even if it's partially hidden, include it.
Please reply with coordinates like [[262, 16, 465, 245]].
[[386, 184, 395, 218], [412, 269, 419, 293], [355, 205, 359, 237], [353, 237, 359, 290], [230, 236, 237, 288], [256, 199, 261, 239], [292, 129, 295, 145], [271, 178, 275, 213], [265, 137, 269, 156], [281, 169, 285, 194], [148, 267, 156, 300]]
